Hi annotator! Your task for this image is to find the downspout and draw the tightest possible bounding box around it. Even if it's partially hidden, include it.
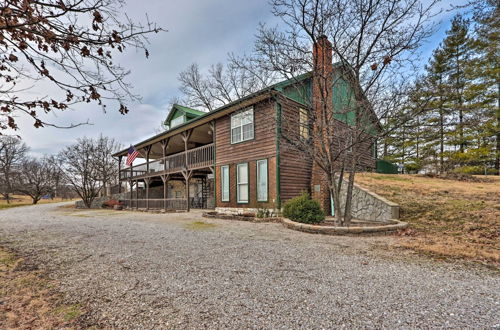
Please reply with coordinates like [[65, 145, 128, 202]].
[[274, 97, 282, 211]]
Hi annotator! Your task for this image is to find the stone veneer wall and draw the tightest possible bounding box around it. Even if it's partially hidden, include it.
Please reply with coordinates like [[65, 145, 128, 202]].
[[339, 183, 399, 222], [215, 207, 279, 216]]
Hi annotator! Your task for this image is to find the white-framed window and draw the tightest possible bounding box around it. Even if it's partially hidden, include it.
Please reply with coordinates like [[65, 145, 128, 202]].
[[256, 159, 268, 202], [170, 115, 185, 128], [348, 135, 353, 152], [231, 107, 254, 144], [299, 108, 309, 139], [236, 163, 249, 203], [221, 165, 229, 202]]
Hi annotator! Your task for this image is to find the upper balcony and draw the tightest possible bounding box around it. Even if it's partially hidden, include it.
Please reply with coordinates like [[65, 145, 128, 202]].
[[120, 143, 214, 181]]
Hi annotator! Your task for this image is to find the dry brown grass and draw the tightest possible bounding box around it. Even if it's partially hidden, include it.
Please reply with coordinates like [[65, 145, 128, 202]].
[[356, 173, 500, 265], [0, 195, 76, 210], [0, 248, 84, 328]]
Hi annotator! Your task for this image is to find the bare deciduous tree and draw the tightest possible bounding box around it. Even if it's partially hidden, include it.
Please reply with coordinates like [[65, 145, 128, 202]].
[[58, 135, 119, 208], [178, 61, 277, 111], [14, 156, 59, 204], [1, 0, 161, 131], [236, 0, 440, 225], [94, 134, 121, 196], [0, 136, 28, 203]]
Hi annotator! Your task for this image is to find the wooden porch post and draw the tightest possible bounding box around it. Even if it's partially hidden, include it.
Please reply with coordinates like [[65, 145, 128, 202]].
[[161, 138, 170, 170], [181, 129, 193, 211], [135, 180, 139, 210], [145, 145, 152, 173], [129, 180, 133, 209], [161, 174, 170, 212], [118, 156, 122, 193], [145, 178, 150, 210]]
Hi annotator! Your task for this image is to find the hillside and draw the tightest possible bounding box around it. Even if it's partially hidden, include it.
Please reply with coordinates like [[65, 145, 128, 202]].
[[356, 173, 500, 265]]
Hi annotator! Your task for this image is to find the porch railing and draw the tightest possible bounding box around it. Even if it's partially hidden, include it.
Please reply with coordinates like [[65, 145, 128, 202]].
[[120, 143, 214, 180], [122, 198, 205, 210]]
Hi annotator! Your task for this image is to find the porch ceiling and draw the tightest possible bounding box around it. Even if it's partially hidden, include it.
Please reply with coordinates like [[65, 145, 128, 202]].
[[146, 123, 213, 159]]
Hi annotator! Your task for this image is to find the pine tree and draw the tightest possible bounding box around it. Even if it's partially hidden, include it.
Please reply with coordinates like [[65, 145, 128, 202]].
[[423, 48, 452, 173], [383, 8, 499, 175], [440, 15, 473, 159], [470, 2, 500, 174]]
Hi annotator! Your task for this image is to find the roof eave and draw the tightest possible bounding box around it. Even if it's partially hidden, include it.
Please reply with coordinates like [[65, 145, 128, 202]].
[[112, 89, 281, 157]]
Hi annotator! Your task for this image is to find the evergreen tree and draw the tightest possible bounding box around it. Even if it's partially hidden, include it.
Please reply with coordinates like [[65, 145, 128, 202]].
[[382, 8, 499, 175], [440, 15, 473, 158], [424, 48, 452, 173], [470, 1, 500, 174]]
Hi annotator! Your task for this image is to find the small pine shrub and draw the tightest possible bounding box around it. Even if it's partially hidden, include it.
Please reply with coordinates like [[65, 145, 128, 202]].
[[282, 193, 324, 224]]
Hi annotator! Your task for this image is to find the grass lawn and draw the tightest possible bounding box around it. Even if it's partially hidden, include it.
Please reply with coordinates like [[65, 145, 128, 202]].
[[0, 248, 83, 328], [356, 173, 500, 265], [0, 195, 75, 210]]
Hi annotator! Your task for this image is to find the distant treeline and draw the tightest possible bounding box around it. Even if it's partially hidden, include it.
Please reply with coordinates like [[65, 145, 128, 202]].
[[381, 3, 499, 175]]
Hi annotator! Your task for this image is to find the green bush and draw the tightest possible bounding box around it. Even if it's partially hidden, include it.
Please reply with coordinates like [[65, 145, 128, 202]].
[[282, 193, 324, 224]]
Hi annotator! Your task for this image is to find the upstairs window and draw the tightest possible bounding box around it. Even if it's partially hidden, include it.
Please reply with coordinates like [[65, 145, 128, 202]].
[[170, 115, 184, 128], [347, 135, 353, 153], [299, 108, 309, 139], [231, 107, 254, 144]]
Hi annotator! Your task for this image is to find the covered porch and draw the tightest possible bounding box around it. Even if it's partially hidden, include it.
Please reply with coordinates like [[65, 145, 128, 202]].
[[114, 121, 215, 212]]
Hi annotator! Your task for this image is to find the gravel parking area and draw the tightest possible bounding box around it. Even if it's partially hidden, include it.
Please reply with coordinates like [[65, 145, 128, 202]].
[[0, 203, 498, 328]]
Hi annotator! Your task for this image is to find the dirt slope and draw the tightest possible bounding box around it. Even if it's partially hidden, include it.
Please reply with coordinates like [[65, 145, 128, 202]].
[[356, 173, 500, 264]]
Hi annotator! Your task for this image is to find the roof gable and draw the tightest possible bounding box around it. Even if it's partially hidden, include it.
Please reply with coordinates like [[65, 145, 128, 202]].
[[164, 104, 206, 127]]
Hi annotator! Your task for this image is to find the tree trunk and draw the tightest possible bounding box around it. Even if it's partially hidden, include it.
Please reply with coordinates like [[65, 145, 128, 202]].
[[343, 155, 356, 227], [495, 82, 500, 175], [440, 106, 444, 174], [330, 172, 344, 226]]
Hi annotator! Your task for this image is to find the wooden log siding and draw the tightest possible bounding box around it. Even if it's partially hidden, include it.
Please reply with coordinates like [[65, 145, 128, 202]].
[[215, 100, 276, 164], [278, 95, 376, 204], [119, 143, 214, 180], [215, 99, 278, 209], [279, 96, 313, 203]]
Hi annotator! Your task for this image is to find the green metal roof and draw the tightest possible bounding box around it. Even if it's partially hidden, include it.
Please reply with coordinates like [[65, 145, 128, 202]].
[[164, 104, 206, 125], [172, 104, 206, 116]]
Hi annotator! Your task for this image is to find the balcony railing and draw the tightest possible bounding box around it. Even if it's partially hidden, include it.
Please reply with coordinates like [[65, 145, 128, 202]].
[[120, 143, 214, 180]]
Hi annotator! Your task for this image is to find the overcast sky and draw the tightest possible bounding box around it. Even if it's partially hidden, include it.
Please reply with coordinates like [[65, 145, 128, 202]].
[[12, 0, 469, 157]]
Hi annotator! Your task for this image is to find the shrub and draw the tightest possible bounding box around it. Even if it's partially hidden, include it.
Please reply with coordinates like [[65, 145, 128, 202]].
[[256, 208, 273, 218], [282, 193, 324, 224], [102, 199, 123, 208]]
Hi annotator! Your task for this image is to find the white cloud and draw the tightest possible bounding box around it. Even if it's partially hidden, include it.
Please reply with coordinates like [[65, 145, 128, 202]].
[[8, 0, 469, 156]]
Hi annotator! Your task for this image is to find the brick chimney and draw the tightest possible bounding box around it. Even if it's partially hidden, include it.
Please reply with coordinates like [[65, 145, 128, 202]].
[[313, 35, 333, 79], [310, 35, 333, 215]]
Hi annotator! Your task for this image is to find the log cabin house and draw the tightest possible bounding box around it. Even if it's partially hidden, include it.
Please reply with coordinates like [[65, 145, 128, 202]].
[[112, 36, 378, 215]]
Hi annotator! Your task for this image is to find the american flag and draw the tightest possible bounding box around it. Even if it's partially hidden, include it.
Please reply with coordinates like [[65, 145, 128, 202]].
[[126, 146, 139, 166]]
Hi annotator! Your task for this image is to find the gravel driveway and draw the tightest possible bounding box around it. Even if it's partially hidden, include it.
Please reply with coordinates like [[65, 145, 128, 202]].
[[0, 203, 498, 329]]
